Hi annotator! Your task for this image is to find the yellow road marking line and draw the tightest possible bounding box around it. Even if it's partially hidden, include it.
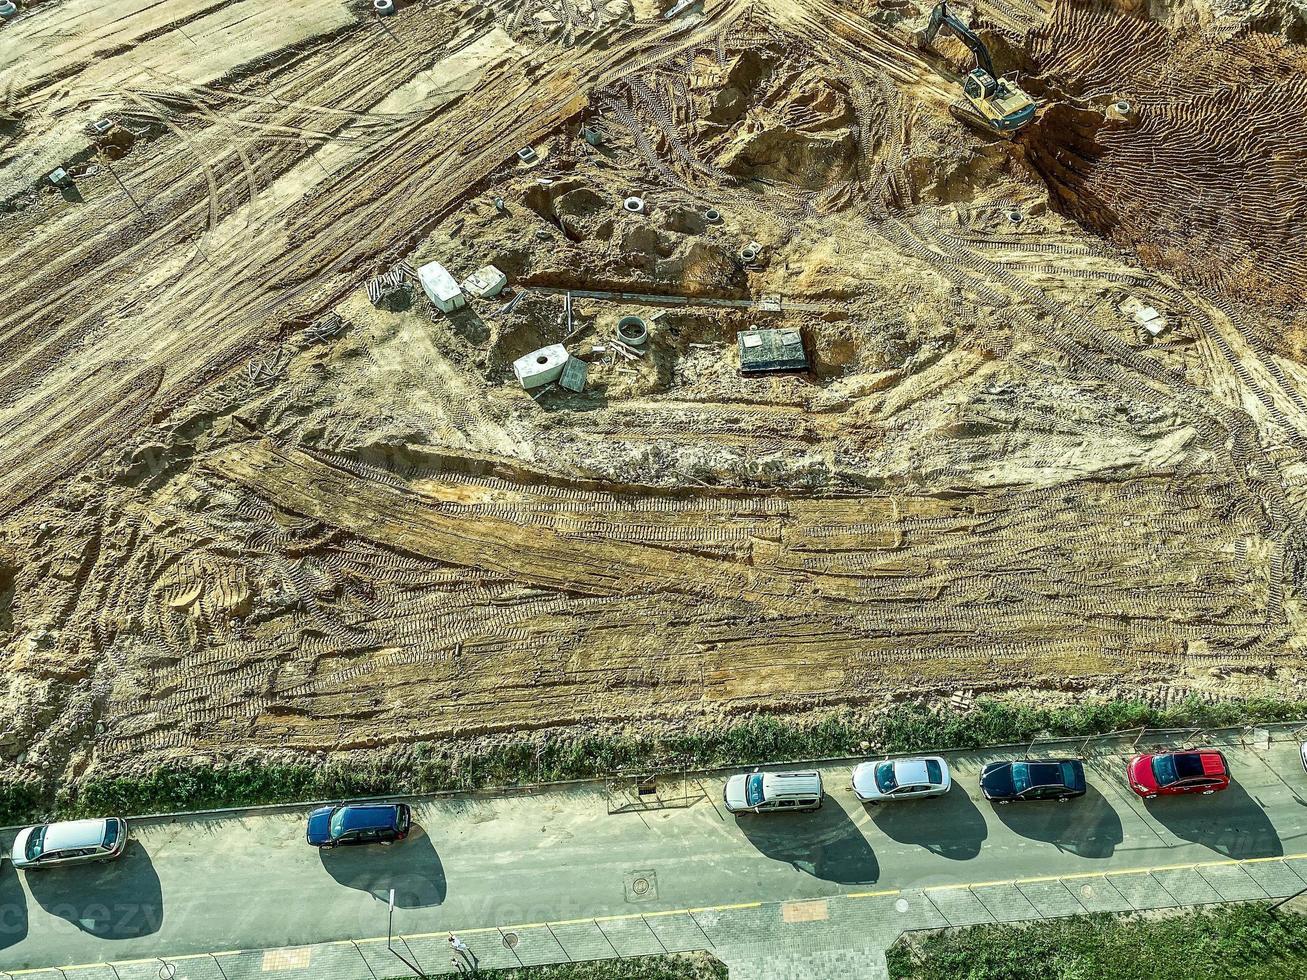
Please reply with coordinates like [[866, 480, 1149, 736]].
[[848, 888, 902, 898], [917, 851, 1307, 893], [927, 878, 1011, 891]]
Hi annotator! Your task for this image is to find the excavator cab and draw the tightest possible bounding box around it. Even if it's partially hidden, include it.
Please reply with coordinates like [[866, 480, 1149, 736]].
[[963, 68, 998, 101], [920, 1, 1037, 135]]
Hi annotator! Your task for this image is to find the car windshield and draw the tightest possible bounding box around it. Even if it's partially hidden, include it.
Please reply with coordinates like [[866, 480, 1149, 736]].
[[875, 762, 898, 793], [745, 774, 765, 807], [102, 820, 119, 848], [925, 760, 943, 785], [1153, 753, 1204, 787], [328, 808, 350, 839], [1011, 763, 1031, 794], [25, 826, 46, 861]]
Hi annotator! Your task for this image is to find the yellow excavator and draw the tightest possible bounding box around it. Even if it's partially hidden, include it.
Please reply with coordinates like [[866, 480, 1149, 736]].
[[918, 1, 1036, 135]]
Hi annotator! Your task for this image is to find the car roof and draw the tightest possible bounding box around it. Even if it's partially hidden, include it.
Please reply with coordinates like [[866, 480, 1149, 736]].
[[761, 771, 821, 797], [337, 804, 400, 831], [1167, 750, 1225, 777], [1023, 760, 1075, 785], [42, 818, 112, 851], [893, 759, 933, 784]]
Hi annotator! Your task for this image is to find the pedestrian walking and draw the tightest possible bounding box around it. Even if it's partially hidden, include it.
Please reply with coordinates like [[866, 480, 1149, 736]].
[[449, 932, 477, 969]]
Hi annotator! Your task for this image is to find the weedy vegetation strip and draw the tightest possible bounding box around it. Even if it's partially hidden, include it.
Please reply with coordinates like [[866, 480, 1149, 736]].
[[3, 695, 1303, 823]]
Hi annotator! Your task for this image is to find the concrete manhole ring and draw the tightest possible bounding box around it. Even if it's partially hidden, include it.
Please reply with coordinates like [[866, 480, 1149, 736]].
[[617, 315, 648, 346], [1080, 884, 1095, 898], [894, 898, 910, 913], [631, 876, 651, 896], [502, 931, 520, 949]]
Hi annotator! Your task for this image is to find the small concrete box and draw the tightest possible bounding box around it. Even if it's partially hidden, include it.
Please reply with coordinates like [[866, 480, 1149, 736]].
[[417, 261, 466, 313], [513, 344, 569, 390], [560, 356, 589, 393], [463, 265, 507, 299], [1120, 296, 1168, 337], [737, 328, 808, 374]]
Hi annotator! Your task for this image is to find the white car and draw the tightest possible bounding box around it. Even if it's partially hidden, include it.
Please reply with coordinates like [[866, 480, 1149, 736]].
[[724, 770, 823, 814], [11, 817, 128, 870], [852, 757, 951, 803]]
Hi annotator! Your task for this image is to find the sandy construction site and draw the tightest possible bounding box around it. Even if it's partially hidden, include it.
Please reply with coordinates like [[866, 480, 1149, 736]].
[[1, 0, 1306, 789]]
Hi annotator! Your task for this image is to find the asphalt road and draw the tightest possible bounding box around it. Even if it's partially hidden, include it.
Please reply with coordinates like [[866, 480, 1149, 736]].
[[2, 734, 1305, 970]]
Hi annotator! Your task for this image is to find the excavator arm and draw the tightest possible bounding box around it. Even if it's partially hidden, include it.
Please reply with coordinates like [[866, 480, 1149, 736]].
[[921, 1, 997, 81]]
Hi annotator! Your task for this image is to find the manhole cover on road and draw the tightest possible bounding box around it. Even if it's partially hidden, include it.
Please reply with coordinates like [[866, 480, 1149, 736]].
[[895, 898, 911, 913], [502, 931, 520, 949], [624, 868, 659, 903], [1080, 884, 1095, 898]]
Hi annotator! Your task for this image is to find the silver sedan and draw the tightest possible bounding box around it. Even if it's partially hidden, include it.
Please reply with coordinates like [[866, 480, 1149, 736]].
[[852, 756, 951, 803], [11, 817, 128, 870]]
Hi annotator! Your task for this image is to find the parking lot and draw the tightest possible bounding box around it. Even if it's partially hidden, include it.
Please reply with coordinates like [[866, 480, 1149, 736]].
[[2, 727, 1305, 977]]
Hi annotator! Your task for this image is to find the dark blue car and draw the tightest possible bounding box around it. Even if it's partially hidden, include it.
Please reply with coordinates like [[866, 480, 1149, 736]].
[[980, 759, 1086, 804], [306, 803, 412, 848]]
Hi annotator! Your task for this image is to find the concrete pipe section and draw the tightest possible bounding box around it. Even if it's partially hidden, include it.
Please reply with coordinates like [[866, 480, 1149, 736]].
[[616, 316, 649, 347], [1106, 99, 1134, 122], [623, 196, 645, 214], [374, 0, 396, 15], [704, 208, 723, 224], [1007, 209, 1023, 224]]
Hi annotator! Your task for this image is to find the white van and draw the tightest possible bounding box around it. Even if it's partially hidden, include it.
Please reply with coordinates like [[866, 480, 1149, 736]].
[[724, 770, 824, 814]]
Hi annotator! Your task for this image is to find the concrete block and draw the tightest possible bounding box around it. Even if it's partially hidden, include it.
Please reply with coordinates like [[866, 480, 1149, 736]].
[[513, 345, 568, 390], [417, 261, 465, 313], [463, 265, 507, 299]]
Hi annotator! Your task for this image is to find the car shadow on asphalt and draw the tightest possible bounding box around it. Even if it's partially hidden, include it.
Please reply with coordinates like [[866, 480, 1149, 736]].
[[1143, 780, 1283, 859], [0, 859, 27, 950], [866, 787, 988, 861], [319, 825, 447, 908], [25, 840, 162, 940], [735, 800, 879, 884], [990, 784, 1124, 859]]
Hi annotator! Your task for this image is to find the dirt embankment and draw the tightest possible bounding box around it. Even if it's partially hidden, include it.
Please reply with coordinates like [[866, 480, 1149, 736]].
[[1020, 0, 1307, 312]]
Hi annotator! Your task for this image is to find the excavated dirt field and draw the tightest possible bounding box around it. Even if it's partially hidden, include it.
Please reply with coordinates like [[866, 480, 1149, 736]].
[[1, 0, 1306, 786]]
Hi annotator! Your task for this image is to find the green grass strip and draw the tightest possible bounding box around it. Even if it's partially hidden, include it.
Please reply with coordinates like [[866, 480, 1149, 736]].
[[388, 952, 725, 979], [887, 904, 1307, 980]]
